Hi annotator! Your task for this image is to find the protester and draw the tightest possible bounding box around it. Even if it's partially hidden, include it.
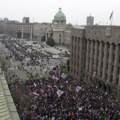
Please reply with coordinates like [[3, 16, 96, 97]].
[[9, 71, 120, 120], [2, 38, 120, 120]]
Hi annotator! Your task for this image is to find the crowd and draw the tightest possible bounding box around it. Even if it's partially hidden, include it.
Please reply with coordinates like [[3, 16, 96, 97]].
[[1, 38, 120, 120], [9, 67, 120, 120]]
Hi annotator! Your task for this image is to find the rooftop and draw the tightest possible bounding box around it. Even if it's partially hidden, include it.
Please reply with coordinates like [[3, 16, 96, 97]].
[[54, 8, 66, 21], [0, 71, 20, 120]]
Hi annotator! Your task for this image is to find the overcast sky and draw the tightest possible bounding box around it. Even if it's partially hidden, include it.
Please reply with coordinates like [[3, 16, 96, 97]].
[[0, 0, 120, 25]]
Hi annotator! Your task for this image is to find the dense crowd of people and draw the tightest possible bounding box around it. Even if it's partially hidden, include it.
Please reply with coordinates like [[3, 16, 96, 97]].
[[9, 67, 120, 120], [1, 37, 120, 120]]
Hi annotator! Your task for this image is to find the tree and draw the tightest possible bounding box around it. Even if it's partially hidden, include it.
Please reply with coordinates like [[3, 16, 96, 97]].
[[46, 37, 55, 47], [67, 59, 70, 71], [16, 31, 22, 39], [24, 33, 30, 38], [41, 35, 46, 42]]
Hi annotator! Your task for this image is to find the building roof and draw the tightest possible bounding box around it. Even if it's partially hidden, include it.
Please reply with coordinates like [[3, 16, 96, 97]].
[[0, 71, 20, 120], [54, 8, 66, 21]]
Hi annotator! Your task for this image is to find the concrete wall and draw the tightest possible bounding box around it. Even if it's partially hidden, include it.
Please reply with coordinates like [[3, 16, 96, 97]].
[[85, 25, 120, 43]]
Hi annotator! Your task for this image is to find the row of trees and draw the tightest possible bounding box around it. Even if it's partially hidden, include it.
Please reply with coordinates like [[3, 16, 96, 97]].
[[16, 31, 55, 47], [16, 31, 30, 39]]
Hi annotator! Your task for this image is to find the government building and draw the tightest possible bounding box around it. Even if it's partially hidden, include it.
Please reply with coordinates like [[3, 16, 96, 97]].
[[0, 8, 73, 46], [70, 25, 120, 97], [46, 8, 73, 46]]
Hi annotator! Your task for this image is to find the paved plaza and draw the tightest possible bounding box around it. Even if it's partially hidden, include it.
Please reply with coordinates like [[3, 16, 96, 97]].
[[0, 71, 20, 120], [0, 38, 68, 83]]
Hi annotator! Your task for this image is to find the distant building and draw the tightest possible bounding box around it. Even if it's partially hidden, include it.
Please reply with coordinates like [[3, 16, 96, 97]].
[[86, 15, 94, 25], [0, 21, 6, 33], [23, 17, 30, 24], [46, 8, 73, 46], [33, 23, 50, 38], [4, 18, 9, 23], [0, 9, 73, 43]]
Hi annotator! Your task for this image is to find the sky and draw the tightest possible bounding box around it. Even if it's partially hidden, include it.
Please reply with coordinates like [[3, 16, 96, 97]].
[[0, 0, 120, 25]]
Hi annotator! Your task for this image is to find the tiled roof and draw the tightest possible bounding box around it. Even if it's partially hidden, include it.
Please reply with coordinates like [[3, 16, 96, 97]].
[[0, 72, 20, 120]]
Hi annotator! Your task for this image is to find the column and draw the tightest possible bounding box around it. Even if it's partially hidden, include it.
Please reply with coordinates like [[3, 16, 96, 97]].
[[30, 27, 32, 41], [85, 40, 90, 72], [113, 45, 119, 84], [98, 42, 103, 76], [89, 40, 94, 74], [79, 38, 82, 78], [45, 33, 47, 41], [107, 43, 113, 82], [21, 27, 24, 38], [71, 37, 75, 75], [93, 41, 98, 71], [102, 43, 108, 79]]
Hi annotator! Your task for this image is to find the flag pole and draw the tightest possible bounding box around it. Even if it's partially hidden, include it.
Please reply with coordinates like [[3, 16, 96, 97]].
[[110, 11, 113, 26], [111, 14, 113, 26]]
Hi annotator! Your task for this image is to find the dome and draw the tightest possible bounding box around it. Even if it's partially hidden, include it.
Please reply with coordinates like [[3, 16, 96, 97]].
[[54, 8, 66, 21]]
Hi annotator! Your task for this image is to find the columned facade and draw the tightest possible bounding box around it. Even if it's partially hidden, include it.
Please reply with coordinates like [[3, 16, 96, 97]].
[[70, 26, 120, 97], [107, 43, 114, 83], [113, 45, 119, 85], [97, 41, 103, 77], [93, 41, 98, 72], [102, 42, 108, 80], [89, 40, 94, 75]]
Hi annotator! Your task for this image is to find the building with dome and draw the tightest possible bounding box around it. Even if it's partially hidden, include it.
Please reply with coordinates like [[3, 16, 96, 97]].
[[53, 8, 66, 25], [46, 8, 73, 46]]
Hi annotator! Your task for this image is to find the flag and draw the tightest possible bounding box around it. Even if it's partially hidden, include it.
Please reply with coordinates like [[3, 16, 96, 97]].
[[61, 73, 67, 79], [34, 83, 37, 87], [78, 107, 83, 111], [57, 90, 64, 97], [52, 75, 59, 81], [47, 85, 52, 89], [54, 85, 58, 90], [109, 11, 113, 20], [93, 71, 97, 77], [32, 91, 39, 96], [76, 86, 82, 92], [68, 85, 72, 91]]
